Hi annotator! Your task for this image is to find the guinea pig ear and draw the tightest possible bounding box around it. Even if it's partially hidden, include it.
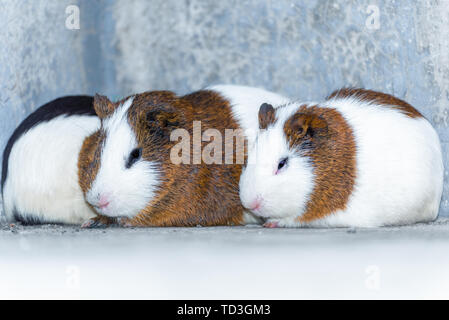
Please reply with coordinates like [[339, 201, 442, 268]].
[[145, 107, 183, 134], [288, 113, 328, 139], [93, 94, 115, 119], [258, 103, 276, 129]]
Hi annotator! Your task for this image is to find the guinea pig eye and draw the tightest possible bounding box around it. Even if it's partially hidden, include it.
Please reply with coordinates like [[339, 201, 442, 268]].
[[277, 157, 288, 172], [126, 148, 142, 169]]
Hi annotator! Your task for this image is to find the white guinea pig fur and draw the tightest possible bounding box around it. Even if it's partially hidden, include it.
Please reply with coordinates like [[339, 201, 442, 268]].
[[1, 96, 100, 224]]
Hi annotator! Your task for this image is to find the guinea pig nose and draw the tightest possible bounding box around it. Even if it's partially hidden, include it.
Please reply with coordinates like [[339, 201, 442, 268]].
[[97, 195, 110, 209], [249, 197, 263, 211]]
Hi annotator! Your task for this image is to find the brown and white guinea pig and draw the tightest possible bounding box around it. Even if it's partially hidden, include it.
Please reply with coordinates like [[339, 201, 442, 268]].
[[78, 85, 290, 227], [2, 96, 100, 224], [239, 88, 444, 228]]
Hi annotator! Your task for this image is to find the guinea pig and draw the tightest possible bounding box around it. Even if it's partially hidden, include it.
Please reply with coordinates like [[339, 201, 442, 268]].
[[78, 85, 290, 227], [2, 96, 100, 224], [239, 88, 444, 228]]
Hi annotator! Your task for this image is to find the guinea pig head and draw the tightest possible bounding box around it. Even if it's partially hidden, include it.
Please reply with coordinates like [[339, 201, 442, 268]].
[[78, 92, 185, 218], [239, 103, 329, 220]]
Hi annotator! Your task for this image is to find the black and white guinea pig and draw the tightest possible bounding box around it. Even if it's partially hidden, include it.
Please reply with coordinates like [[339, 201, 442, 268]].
[[1, 96, 100, 224], [239, 88, 444, 228]]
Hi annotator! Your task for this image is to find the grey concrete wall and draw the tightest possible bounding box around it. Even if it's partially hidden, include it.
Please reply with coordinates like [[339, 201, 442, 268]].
[[1, 0, 449, 216]]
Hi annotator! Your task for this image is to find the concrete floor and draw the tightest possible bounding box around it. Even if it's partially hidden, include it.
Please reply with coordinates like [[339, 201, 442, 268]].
[[1, 219, 449, 299]]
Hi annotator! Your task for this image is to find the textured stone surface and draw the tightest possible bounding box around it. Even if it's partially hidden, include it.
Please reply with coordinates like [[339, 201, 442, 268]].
[[1, 0, 449, 216], [1, 219, 449, 299]]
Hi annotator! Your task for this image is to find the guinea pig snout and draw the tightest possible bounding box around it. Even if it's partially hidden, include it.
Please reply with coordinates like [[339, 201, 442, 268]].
[[88, 193, 111, 211], [97, 195, 110, 209], [244, 195, 263, 212]]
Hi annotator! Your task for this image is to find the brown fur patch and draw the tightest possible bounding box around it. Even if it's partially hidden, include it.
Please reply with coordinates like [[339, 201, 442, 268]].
[[78, 130, 104, 195], [327, 88, 423, 118], [284, 105, 357, 223], [78, 90, 245, 227]]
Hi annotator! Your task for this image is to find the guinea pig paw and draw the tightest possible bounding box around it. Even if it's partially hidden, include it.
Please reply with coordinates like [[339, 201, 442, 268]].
[[263, 220, 280, 228], [116, 217, 134, 228], [81, 217, 111, 229]]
